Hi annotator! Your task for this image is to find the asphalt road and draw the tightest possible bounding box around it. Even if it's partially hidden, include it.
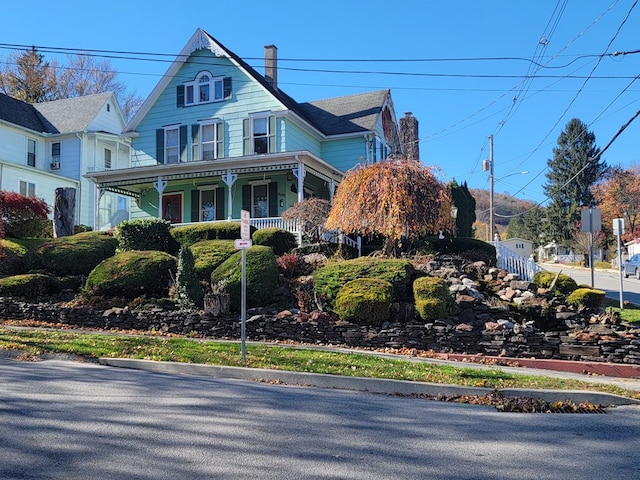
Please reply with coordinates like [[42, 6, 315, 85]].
[[2, 356, 640, 480], [540, 263, 640, 306]]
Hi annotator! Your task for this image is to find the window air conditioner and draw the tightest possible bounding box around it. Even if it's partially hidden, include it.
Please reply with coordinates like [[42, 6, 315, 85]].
[[50, 162, 60, 170]]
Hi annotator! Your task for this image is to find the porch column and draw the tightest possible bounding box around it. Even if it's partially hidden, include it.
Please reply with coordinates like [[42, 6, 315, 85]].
[[293, 163, 306, 204], [153, 176, 167, 219], [222, 169, 238, 220], [328, 179, 336, 203], [94, 186, 104, 230]]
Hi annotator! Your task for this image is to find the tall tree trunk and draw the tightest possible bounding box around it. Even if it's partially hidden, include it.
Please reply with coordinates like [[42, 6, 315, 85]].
[[53, 187, 75, 237]]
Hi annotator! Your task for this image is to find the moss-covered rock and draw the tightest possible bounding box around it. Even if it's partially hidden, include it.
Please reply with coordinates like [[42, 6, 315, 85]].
[[566, 287, 606, 309], [27, 231, 118, 276], [533, 270, 578, 295], [190, 239, 236, 281], [334, 278, 393, 325], [252, 228, 298, 256], [413, 276, 454, 320], [210, 245, 278, 311], [313, 257, 415, 308], [83, 250, 177, 299]]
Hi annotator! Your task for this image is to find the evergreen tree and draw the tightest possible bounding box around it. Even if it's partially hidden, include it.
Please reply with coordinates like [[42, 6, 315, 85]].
[[176, 246, 203, 310], [0, 47, 57, 103], [542, 118, 606, 246], [450, 180, 476, 237]]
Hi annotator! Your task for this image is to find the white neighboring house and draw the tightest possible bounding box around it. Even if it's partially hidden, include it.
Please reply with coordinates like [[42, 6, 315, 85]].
[[501, 237, 534, 258], [0, 92, 131, 230]]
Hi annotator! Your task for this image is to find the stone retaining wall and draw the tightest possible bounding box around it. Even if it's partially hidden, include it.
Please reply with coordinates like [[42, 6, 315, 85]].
[[2, 298, 640, 364]]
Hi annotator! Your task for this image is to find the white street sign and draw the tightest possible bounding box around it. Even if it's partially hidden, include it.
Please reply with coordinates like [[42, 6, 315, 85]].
[[240, 209, 250, 240]]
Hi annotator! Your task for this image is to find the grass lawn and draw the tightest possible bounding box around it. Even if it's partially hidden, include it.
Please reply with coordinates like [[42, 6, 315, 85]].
[[1, 326, 639, 401]]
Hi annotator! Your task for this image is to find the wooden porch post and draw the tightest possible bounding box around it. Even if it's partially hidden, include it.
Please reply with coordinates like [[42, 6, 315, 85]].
[[222, 169, 238, 220], [153, 176, 167, 219]]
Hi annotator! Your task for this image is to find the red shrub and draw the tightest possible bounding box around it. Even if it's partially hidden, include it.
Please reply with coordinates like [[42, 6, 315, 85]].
[[277, 253, 299, 278], [0, 190, 50, 239]]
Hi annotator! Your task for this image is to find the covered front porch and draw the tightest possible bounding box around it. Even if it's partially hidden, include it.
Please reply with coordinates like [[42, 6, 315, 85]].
[[85, 150, 342, 228]]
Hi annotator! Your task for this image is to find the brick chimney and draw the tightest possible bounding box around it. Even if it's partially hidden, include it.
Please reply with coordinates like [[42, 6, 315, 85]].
[[399, 112, 419, 161], [264, 44, 278, 89]]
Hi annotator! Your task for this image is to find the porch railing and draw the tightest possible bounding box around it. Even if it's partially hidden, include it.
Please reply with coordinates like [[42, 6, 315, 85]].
[[494, 236, 542, 281]]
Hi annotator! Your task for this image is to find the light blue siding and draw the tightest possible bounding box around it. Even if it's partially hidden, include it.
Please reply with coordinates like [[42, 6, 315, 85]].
[[134, 49, 287, 164], [321, 137, 368, 172]]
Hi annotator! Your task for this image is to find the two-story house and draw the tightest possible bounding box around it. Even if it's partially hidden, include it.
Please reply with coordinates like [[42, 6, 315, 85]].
[[84, 28, 405, 232], [0, 91, 131, 230]]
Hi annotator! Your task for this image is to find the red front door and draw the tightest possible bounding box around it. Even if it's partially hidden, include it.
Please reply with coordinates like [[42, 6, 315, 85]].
[[162, 193, 182, 224]]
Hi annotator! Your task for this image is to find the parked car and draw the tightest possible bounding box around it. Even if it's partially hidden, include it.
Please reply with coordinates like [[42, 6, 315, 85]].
[[623, 254, 640, 279]]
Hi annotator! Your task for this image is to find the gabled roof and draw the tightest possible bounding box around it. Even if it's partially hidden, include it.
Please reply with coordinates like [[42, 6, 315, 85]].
[[33, 92, 114, 133], [126, 28, 390, 138], [298, 90, 391, 135], [0, 92, 50, 132], [0, 91, 117, 135]]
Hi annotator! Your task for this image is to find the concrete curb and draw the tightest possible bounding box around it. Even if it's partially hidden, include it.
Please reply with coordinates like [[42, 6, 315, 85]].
[[99, 358, 640, 407]]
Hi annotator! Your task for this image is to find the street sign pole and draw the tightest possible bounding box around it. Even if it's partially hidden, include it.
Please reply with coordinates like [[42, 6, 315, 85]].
[[239, 210, 250, 361], [241, 248, 246, 360], [614, 218, 625, 310]]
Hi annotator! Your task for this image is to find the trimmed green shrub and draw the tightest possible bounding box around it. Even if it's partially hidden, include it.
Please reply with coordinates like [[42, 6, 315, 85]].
[[313, 257, 415, 307], [190, 239, 236, 281], [0, 273, 59, 298], [566, 287, 606, 309], [533, 270, 578, 295], [170, 222, 256, 246], [413, 276, 453, 320], [176, 246, 203, 309], [83, 250, 177, 299], [27, 231, 118, 276], [0, 239, 27, 276], [415, 298, 448, 321], [252, 228, 297, 256], [210, 245, 278, 311], [334, 278, 393, 325], [114, 218, 179, 254]]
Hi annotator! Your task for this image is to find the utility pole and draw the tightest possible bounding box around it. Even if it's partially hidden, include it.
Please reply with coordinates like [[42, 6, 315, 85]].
[[488, 134, 494, 242]]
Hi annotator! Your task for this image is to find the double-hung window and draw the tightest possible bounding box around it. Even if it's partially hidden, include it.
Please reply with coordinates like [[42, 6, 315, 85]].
[[19, 180, 36, 197], [192, 122, 223, 161], [165, 126, 180, 164], [243, 114, 276, 155], [180, 71, 231, 107], [27, 138, 36, 167]]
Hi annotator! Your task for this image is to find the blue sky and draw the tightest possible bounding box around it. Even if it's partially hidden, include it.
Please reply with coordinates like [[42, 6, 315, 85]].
[[2, 1, 639, 206]]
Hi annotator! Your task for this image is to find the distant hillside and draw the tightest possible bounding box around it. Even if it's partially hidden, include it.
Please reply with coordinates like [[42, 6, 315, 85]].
[[470, 189, 537, 226]]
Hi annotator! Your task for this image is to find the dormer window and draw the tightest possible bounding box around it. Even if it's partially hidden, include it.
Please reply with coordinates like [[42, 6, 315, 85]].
[[178, 71, 232, 107]]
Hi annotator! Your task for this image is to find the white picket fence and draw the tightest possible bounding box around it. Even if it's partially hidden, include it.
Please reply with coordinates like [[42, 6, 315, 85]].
[[494, 236, 543, 281]]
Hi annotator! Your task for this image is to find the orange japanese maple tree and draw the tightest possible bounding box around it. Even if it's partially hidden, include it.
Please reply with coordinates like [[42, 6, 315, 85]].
[[592, 165, 640, 242], [325, 156, 451, 254]]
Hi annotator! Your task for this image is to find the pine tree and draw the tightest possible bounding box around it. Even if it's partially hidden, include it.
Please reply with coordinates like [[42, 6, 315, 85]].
[[0, 47, 57, 103], [542, 118, 606, 246]]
